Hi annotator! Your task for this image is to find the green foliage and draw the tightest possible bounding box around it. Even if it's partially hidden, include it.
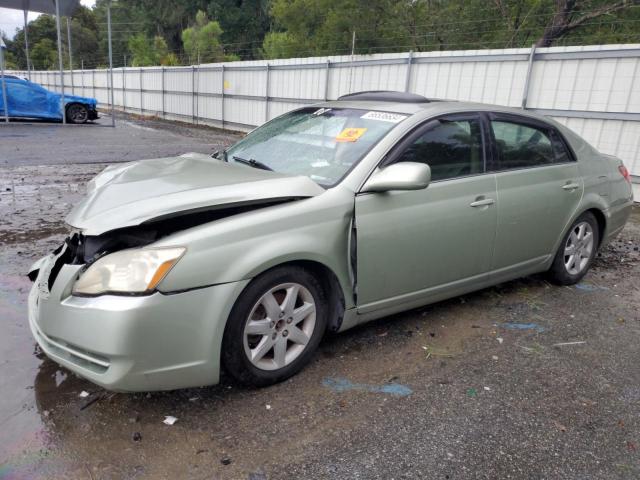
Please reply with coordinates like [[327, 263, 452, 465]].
[[207, 0, 270, 59], [8, 7, 101, 70], [3, 0, 640, 70], [262, 32, 301, 59], [128, 34, 175, 66], [181, 10, 225, 64], [264, 0, 640, 57], [30, 38, 59, 70]]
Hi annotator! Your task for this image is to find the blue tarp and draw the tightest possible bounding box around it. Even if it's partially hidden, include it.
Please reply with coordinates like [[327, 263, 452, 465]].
[[0, 76, 97, 121]]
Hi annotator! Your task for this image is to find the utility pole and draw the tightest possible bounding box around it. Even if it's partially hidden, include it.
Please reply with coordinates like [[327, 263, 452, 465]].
[[1, 37, 9, 123], [23, 9, 31, 80], [348, 31, 356, 94], [66, 17, 74, 94], [107, 1, 115, 127], [54, 0, 66, 124]]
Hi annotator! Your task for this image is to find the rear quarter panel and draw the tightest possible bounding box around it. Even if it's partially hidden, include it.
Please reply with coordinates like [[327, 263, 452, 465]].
[[556, 123, 633, 244]]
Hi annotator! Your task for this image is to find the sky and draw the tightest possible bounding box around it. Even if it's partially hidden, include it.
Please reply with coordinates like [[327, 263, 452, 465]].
[[0, 0, 95, 39]]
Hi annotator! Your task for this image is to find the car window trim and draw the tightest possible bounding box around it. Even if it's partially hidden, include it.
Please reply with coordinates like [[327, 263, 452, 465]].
[[377, 111, 489, 186], [486, 112, 577, 173]]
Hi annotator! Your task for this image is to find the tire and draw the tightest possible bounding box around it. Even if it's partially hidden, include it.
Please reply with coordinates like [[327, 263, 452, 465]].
[[221, 266, 328, 387], [66, 103, 89, 124], [548, 212, 600, 285]]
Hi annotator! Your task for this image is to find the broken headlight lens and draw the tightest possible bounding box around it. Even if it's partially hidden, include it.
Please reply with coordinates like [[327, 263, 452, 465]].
[[72, 247, 185, 296]]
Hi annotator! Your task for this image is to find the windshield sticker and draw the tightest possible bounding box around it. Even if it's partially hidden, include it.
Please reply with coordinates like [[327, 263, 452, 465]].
[[360, 111, 407, 123], [311, 160, 330, 168], [313, 108, 331, 116], [335, 127, 367, 142]]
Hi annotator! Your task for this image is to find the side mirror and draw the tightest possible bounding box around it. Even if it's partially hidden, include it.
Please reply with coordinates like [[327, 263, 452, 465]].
[[361, 162, 431, 193]]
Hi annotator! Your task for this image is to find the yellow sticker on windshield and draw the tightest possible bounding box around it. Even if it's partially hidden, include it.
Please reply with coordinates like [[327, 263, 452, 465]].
[[335, 128, 367, 142]]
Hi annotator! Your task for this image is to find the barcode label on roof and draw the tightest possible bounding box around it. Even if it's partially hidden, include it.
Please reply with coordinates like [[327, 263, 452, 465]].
[[360, 111, 407, 123]]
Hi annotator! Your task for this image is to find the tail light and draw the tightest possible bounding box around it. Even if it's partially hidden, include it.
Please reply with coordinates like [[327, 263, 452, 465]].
[[619, 165, 631, 183]]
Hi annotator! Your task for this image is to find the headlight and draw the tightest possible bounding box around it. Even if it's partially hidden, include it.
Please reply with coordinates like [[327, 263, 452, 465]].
[[72, 247, 185, 296]]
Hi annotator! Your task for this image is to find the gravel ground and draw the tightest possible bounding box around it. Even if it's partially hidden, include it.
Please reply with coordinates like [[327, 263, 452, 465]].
[[0, 112, 240, 167], [0, 117, 638, 479]]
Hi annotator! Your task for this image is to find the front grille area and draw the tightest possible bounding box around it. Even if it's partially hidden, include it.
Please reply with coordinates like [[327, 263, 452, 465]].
[[34, 324, 110, 374], [47, 234, 85, 291]]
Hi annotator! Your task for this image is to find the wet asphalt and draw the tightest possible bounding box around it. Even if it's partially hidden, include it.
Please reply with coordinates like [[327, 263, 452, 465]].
[[0, 115, 639, 479]]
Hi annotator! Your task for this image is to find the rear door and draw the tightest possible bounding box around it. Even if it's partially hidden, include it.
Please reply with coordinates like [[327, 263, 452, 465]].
[[487, 113, 583, 278], [355, 113, 498, 313]]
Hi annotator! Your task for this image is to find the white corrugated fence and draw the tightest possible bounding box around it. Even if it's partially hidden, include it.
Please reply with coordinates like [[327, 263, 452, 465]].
[[13, 44, 640, 196]]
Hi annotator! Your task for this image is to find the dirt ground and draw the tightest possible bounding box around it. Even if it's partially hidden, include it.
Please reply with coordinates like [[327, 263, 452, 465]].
[[1, 117, 639, 480]]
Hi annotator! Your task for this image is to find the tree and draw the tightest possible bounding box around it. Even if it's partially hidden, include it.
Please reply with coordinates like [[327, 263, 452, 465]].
[[207, 0, 270, 59], [536, 0, 640, 47], [181, 10, 225, 63], [128, 33, 177, 66], [8, 7, 101, 70], [1, 32, 19, 69], [262, 32, 300, 59], [30, 38, 59, 70], [124, 0, 203, 54]]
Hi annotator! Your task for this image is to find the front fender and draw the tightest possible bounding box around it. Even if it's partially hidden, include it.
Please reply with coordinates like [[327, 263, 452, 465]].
[[153, 187, 356, 309]]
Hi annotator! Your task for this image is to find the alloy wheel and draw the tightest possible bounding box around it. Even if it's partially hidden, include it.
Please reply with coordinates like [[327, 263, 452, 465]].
[[564, 221, 594, 275], [243, 282, 316, 371], [68, 104, 88, 123]]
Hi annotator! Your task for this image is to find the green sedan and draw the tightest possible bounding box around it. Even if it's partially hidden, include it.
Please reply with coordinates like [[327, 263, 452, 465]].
[[27, 91, 634, 391]]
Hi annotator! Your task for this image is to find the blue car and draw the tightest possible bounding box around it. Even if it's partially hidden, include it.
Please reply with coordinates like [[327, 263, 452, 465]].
[[0, 76, 98, 124]]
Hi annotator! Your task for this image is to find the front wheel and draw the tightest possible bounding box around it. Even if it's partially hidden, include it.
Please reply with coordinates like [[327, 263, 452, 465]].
[[66, 103, 89, 124], [548, 212, 599, 285], [221, 266, 327, 387]]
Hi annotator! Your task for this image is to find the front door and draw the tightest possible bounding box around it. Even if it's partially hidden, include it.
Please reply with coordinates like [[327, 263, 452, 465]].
[[355, 113, 497, 313]]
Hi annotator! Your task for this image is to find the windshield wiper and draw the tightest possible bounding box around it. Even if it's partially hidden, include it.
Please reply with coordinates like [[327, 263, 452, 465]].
[[232, 155, 273, 171]]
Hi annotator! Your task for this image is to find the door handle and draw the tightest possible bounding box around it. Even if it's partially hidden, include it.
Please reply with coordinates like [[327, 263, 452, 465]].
[[470, 198, 495, 208], [562, 182, 580, 191]]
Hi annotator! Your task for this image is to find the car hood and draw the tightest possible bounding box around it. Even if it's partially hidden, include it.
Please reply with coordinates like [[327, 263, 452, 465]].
[[62, 94, 97, 106], [67, 153, 325, 235]]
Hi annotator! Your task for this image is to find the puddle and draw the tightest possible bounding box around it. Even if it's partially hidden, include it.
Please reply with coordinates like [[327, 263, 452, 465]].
[[322, 377, 413, 397], [0, 165, 103, 471]]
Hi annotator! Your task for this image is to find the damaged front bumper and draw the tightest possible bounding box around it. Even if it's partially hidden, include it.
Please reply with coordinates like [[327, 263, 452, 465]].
[[28, 247, 249, 392]]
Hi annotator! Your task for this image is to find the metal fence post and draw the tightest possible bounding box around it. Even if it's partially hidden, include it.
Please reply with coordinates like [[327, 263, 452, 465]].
[[221, 64, 225, 129], [521, 44, 536, 109], [92, 69, 95, 99], [265, 63, 270, 123], [161, 66, 165, 119], [192, 65, 196, 124], [139, 68, 143, 114], [324, 59, 330, 101], [122, 67, 126, 111], [404, 50, 413, 92]]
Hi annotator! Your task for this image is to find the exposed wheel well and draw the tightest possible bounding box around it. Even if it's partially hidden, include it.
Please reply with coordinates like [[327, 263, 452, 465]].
[[65, 102, 85, 110], [260, 260, 346, 333], [585, 208, 606, 247]]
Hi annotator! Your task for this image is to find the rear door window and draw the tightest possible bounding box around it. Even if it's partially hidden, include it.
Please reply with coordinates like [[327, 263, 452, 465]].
[[490, 118, 573, 171]]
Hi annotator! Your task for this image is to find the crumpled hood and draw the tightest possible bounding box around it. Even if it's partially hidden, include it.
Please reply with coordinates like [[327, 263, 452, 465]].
[[67, 154, 325, 235]]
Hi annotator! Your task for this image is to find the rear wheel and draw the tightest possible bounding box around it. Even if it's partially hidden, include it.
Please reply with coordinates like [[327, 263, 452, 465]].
[[222, 266, 327, 387], [548, 212, 599, 285], [66, 103, 89, 124]]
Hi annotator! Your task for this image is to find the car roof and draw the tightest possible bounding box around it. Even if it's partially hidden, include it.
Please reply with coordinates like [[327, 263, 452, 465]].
[[317, 91, 555, 125]]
